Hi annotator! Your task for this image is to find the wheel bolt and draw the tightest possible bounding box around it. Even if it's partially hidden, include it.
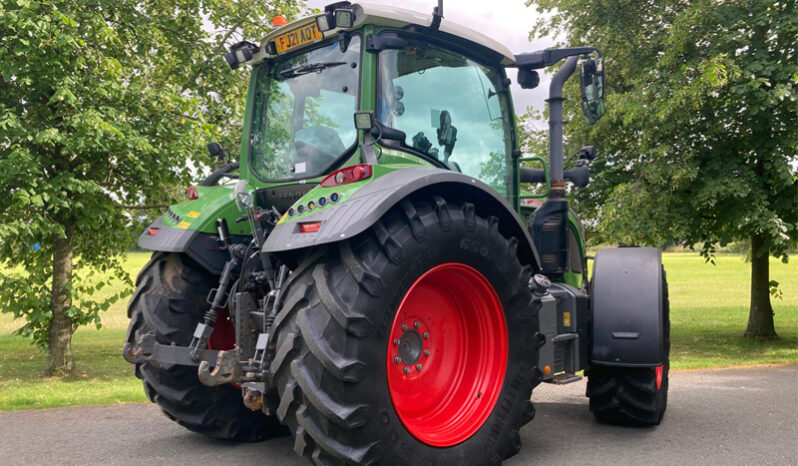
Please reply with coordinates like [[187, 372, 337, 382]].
[[393, 356, 401, 364], [424, 349, 431, 356], [423, 332, 430, 339], [403, 367, 410, 374], [401, 324, 409, 332], [393, 339, 400, 345], [416, 364, 423, 371], [414, 321, 420, 329]]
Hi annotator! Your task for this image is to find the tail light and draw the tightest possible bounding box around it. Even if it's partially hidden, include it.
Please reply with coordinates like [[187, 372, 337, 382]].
[[320, 164, 372, 187], [299, 222, 322, 233]]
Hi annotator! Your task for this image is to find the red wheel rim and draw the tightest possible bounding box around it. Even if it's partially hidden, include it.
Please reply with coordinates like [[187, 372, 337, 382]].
[[386, 263, 508, 447]]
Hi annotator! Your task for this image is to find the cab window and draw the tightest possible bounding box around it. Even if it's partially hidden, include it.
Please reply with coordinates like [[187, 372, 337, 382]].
[[377, 41, 514, 196]]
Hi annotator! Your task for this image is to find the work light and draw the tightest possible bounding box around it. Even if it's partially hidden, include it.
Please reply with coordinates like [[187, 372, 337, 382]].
[[334, 9, 354, 28], [354, 111, 374, 130]]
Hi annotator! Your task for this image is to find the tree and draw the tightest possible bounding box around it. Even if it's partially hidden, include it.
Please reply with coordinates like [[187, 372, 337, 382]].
[[526, 0, 797, 338], [0, 0, 301, 374]]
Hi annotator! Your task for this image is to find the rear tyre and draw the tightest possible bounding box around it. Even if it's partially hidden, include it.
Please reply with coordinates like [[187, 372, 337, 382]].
[[585, 270, 670, 425], [125, 252, 286, 441], [270, 197, 542, 465]]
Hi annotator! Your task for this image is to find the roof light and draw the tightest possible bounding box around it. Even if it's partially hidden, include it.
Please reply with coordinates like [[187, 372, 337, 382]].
[[316, 4, 355, 32], [334, 8, 355, 28], [316, 14, 332, 32], [186, 186, 198, 200], [320, 164, 373, 187], [272, 15, 287, 27], [223, 41, 259, 70], [299, 222, 322, 233]]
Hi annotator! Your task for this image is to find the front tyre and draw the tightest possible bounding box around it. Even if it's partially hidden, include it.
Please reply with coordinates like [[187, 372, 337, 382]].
[[270, 198, 541, 465], [585, 270, 670, 425]]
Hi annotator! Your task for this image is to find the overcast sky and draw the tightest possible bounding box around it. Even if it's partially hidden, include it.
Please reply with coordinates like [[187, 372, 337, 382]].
[[302, 0, 560, 117]]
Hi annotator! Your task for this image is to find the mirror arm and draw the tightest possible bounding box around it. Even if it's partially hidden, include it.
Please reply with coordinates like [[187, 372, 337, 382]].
[[513, 47, 599, 70], [360, 130, 378, 164]]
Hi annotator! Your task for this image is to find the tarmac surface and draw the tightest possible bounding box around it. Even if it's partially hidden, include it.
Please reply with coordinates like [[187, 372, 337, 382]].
[[1, 364, 796, 465]]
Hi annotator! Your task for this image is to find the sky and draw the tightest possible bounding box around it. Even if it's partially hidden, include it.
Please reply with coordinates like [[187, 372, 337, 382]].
[[301, 0, 560, 117]]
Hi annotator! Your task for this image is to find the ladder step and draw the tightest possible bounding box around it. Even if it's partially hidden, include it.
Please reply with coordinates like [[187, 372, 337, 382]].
[[544, 373, 583, 385]]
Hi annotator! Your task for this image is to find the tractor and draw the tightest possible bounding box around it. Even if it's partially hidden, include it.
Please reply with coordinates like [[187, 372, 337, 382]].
[[124, 2, 669, 464]]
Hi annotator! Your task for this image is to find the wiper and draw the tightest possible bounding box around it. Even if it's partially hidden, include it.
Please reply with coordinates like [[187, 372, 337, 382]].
[[278, 61, 347, 79]]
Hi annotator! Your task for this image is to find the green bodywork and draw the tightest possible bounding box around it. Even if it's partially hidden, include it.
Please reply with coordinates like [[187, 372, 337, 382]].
[[153, 19, 587, 284]]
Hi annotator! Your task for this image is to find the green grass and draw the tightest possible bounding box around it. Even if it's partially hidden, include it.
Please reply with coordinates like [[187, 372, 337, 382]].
[[663, 253, 797, 369], [0, 252, 151, 411], [0, 251, 795, 411]]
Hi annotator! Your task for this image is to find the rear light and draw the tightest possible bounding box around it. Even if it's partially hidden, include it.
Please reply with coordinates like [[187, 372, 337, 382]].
[[186, 186, 198, 200], [299, 222, 322, 233], [147, 228, 159, 236], [320, 164, 372, 187]]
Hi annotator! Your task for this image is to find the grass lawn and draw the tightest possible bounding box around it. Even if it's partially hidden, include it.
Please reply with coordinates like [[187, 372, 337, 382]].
[[1, 251, 796, 411]]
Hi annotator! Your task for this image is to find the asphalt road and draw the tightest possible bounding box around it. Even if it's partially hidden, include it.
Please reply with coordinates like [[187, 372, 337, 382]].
[[1, 365, 796, 465]]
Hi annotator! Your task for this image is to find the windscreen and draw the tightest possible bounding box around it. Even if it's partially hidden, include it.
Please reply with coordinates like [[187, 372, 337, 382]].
[[249, 36, 361, 181]]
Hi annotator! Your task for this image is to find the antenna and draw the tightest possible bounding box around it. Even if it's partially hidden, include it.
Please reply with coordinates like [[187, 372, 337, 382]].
[[430, 0, 443, 30]]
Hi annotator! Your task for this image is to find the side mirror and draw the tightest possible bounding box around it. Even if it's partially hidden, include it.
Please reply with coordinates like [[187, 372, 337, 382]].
[[577, 145, 597, 161], [580, 58, 605, 124], [433, 110, 457, 163], [234, 180, 254, 211], [206, 142, 226, 160]]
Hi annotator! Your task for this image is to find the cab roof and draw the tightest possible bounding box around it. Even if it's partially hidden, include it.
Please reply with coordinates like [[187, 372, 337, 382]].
[[257, 2, 516, 66]]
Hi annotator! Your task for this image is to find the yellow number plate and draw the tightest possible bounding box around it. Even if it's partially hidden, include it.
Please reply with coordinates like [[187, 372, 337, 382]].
[[274, 23, 323, 54]]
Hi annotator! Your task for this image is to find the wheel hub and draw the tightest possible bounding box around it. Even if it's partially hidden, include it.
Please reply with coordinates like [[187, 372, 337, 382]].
[[397, 328, 424, 365]]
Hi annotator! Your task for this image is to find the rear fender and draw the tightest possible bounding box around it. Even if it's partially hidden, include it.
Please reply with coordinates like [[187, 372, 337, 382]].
[[262, 166, 540, 269], [589, 247, 665, 367], [137, 185, 249, 275]]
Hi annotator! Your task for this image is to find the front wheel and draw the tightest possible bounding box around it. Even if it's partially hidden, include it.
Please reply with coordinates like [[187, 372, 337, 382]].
[[585, 270, 670, 425], [270, 197, 542, 465]]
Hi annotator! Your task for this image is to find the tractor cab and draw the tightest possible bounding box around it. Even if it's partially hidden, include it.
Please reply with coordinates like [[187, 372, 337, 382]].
[[223, 3, 523, 198]]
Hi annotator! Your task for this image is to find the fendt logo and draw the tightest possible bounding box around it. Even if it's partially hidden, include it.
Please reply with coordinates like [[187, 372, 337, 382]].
[[270, 190, 306, 200]]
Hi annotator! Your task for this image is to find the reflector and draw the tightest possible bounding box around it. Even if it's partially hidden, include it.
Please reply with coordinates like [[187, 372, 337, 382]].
[[299, 222, 322, 233]]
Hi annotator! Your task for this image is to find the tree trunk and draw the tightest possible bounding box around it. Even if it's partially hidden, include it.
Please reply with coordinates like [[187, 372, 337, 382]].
[[744, 233, 777, 339], [45, 225, 75, 375]]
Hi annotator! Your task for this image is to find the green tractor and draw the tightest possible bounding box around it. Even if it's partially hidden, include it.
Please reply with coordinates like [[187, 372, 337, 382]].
[[124, 2, 669, 464]]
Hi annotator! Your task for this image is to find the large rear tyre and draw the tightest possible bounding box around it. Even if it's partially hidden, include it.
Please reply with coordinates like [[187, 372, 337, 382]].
[[125, 252, 286, 441], [270, 197, 542, 465], [585, 270, 670, 425]]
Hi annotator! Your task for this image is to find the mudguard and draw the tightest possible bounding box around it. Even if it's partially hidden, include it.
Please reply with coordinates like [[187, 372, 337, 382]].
[[590, 247, 665, 367], [136, 185, 250, 275], [137, 218, 248, 275], [263, 166, 541, 269]]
